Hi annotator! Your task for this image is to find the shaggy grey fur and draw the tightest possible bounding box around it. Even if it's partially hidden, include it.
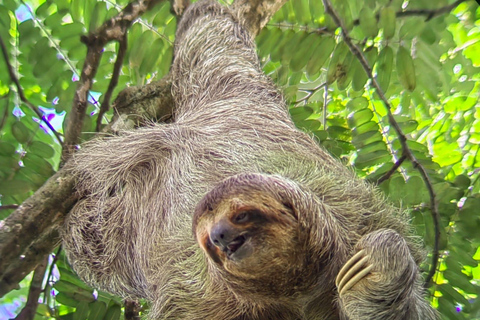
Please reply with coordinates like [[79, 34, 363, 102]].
[[62, 1, 437, 319]]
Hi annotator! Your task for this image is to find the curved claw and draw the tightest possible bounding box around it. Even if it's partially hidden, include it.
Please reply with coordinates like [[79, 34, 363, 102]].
[[336, 249, 374, 296]]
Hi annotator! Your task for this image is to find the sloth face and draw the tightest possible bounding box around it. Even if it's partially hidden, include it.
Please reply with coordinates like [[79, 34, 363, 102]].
[[194, 191, 300, 280]]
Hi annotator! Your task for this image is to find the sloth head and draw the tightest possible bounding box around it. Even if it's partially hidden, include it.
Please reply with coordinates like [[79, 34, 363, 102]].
[[193, 173, 327, 298]]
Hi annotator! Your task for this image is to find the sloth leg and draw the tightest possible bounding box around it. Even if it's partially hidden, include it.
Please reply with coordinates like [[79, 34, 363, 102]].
[[335, 229, 437, 320]]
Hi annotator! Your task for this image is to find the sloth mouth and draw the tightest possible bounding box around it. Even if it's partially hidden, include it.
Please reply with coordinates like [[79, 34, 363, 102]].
[[225, 235, 246, 257]]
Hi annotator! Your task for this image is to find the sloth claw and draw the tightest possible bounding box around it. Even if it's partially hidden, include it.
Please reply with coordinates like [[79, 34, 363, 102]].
[[336, 249, 374, 296]]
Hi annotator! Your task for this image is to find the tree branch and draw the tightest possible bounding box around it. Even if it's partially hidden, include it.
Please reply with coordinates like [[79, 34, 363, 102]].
[[95, 34, 128, 132], [321, 0, 440, 288], [62, 0, 164, 161], [14, 257, 49, 320], [0, 170, 74, 297], [375, 155, 407, 185], [0, 92, 10, 132], [0, 36, 63, 146], [294, 82, 327, 105]]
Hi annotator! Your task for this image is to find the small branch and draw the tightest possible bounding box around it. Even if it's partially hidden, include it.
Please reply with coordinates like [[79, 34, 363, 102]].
[[0, 204, 19, 210], [44, 247, 61, 297], [0, 92, 10, 131], [352, 0, 467, 26], [96, 34, 128, 132], [321, 0, 440, 288], [62, 0, 163, 161], [0, 170, 75, 297], [124, 300, 141, 320], [376, 155, 407, 185], [0, 36, 63, 146], [267, 22, 334, 35], [14, 257, 48, 320], [396, 0, 466, 21], [294, 82, 327, 104], [323, 83, 328, 129]]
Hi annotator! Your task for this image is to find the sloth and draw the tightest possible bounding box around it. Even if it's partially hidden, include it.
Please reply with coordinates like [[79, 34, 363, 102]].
[[62, 1, 437, 319]]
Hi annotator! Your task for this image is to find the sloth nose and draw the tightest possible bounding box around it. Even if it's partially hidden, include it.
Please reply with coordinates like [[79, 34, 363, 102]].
[[210, 220, 245, 254]]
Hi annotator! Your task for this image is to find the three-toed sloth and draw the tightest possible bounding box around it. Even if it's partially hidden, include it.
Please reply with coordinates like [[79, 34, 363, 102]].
[[63, 1, 437, 319]]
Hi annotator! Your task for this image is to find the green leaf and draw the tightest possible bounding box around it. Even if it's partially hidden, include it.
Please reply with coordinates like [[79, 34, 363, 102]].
[[326, 41, 349, 84], [0, 179, 32, 196], [0, 141, 16, 156], [347, 108, 373, 127], [306, 36, 335, 77], [258, 28, 282, 58], [281, 31, 308, 63], [355, 149, 390, 169], [359, 7, 378, 38], [352, 121, 379, 136], [153, 2, 172, 26], [351, 130, 382, 148], [129, 30, 157, 68], [289, 106, 314, 122], [346, 97, 369, 111], [139, 38, 165, 75], [375, 46, 394, 93], [22, 153, 55, 177], [56, 292, 79, 307], [290, 33, 322, 72], [54, 280, 95, 302], [73, 301, 90, 320], [104, 304, 121, 320], [27, 141, 55, 159], [88, 301, 107, 320], [291, 0, 311, 25], [12, 122, 33, 144], [89, 1, 107, 32], [443, 269, 477, 293]]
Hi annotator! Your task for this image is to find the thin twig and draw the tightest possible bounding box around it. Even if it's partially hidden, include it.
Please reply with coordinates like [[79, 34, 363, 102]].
[[352, 0, 467, 25], [0, 36, 63, 146], [396, 0, 466, 21], [14, 256, 49, 320], [104, 0, 174, 44], [267, 22, 334, 36], [96, 34, 128, 132], [294, 82, 327, 104], [0, 204, 20, 210], [322, 83, 328, 129], [376, 155, 407, 185], [44, 247, 61, 298], [0, 93, 10, 132], [321, 0, 441, 288]]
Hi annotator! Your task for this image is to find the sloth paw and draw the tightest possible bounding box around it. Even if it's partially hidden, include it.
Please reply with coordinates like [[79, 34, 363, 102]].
[[335, 249, 374, 296]]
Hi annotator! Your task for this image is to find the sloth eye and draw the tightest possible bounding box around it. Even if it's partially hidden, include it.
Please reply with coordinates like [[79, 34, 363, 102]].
[[234, 211, 249, 223]]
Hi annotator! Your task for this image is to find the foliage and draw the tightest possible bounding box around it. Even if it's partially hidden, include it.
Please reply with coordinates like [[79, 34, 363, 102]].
[[0, 0, 479, 319]]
